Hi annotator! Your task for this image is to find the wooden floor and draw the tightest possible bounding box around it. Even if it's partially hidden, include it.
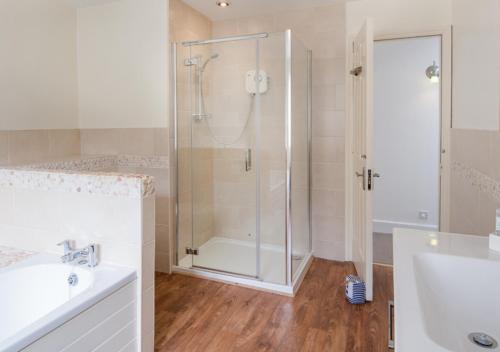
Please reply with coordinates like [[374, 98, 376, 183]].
[[155, 259, 393, 352]]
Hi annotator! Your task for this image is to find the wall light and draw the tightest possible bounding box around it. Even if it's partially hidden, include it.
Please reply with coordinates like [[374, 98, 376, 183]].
[[425, 61, 440, 83], [216, 1, 230, 7]]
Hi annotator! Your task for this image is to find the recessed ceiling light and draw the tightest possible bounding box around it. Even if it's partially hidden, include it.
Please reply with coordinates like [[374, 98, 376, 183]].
[[216, 1, 230, 7]]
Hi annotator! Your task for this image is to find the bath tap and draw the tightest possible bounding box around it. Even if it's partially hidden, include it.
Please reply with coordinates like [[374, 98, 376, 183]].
[[57, 240, 98, 267]]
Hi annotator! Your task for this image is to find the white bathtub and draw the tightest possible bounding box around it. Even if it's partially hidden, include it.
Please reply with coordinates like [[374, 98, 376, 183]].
[[0, 253, 136, 352]]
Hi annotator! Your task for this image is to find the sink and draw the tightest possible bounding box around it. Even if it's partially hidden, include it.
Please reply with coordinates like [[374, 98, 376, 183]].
[[414, 253, 500, 351], [394, 229, 500, 351]]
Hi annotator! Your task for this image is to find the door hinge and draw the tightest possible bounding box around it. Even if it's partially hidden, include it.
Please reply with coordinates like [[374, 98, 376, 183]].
[[350, 66, 363, 76], [186, 247, 199, 255]]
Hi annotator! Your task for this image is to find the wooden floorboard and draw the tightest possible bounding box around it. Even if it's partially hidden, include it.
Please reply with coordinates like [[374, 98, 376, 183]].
[[155, 259, 393, 352]]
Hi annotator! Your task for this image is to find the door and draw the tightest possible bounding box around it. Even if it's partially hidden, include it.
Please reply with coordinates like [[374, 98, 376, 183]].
[[351, 20, 375, 301], [186, 38, 260, 278]]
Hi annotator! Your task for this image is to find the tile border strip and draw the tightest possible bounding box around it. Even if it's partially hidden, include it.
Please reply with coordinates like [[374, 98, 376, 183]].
[[452, 161, 500, 203], [0, 168, 154, 198]]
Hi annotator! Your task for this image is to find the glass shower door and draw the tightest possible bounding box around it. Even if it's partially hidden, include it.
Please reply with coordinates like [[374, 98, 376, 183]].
[[187, 38, 261, 278]]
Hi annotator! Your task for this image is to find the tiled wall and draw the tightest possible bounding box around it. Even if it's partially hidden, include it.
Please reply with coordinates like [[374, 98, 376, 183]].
[[450, 129, 500, 235], [79, 128, 171, 274], [170, 0, 214, 263], [0, 176, 155, 350], [212, 4, 347, 260], [0, 129, 80, 166]]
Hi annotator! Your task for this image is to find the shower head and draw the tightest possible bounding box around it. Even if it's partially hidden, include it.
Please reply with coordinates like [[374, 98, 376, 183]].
[[201, 53, 219, 72]]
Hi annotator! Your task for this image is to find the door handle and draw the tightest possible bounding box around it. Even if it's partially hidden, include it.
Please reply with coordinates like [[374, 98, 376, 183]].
[[355, 168, 366, 191], [368, 171, 381, 191], [245, 149, 252, 172]]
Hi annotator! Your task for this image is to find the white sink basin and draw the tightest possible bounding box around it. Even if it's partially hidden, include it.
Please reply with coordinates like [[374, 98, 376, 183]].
[[394, 229, 500, 351]]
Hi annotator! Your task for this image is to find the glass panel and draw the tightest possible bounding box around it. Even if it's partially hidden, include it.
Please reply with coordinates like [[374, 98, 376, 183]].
[[176, 42, 194, 270], [258, 32, 287, 285], [185, 39, 259, 278], [290, 35, 311, 280]]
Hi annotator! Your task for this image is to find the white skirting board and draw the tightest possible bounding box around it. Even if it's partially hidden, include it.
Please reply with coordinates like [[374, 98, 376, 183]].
[[373, 219, 438, 234]]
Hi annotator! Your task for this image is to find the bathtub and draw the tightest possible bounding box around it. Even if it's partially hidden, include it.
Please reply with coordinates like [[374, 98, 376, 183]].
[[394, 228, 500, 351], [0, 253, 136, 352]]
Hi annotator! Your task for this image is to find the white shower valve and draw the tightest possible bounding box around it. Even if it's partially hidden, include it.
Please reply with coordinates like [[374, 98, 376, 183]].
[[246, 70, 268, 94]]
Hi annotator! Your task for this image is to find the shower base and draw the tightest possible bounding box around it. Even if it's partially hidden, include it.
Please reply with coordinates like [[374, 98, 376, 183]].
[[174, 236, 313, 296]]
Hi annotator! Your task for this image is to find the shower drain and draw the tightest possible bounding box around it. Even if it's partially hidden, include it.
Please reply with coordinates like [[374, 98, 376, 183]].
[[468, 333, 498, 349]]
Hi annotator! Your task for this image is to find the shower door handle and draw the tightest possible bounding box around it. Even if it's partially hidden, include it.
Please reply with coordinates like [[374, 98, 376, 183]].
[[245, 149, 252, 172]]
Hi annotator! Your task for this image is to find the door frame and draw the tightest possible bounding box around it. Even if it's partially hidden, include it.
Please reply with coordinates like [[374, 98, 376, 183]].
[[344, 27, 452, 261]]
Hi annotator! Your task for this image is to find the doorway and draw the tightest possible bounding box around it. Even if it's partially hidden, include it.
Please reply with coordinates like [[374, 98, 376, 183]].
[[373, 36, 443, 265]]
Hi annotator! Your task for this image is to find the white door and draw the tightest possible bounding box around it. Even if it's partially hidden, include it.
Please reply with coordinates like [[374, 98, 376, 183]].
[[351, 20, 375, 301]]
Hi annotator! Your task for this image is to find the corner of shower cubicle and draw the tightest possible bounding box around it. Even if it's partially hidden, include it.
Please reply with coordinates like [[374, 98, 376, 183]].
[[171, 30, 313, 296]]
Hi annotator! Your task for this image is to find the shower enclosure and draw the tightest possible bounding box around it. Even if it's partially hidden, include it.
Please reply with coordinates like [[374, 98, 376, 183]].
[[172, 30, 312, 294]]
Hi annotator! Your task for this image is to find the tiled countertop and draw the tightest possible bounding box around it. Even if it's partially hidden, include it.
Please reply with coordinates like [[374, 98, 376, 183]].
[[0, 246, 35, 269]]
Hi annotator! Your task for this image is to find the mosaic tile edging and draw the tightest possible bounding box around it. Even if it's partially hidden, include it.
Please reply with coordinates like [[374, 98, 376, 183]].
[[0, 168, 155, 198], [23, 155, 169, 172], [452, 161, 500, 203], [0, 246, 35, 269]]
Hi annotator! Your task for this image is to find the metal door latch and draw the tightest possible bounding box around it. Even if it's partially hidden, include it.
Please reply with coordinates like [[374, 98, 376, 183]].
[[186, 247, 199, 255]]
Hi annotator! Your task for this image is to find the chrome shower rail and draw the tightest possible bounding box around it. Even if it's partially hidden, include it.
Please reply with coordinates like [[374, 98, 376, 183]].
[[182, 32, 269, 46]]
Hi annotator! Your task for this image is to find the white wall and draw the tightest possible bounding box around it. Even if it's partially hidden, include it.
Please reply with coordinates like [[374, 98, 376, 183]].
[[452, 0, 500, 131], [0, 0, 79, 131], [346, 0, 452, 37], [77, 0, 169, 129], [373, 37, 441, 233]]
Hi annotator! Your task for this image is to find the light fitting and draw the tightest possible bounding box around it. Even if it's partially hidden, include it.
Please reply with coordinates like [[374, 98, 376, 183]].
[[216, 1, 230, 7], [425, 61, 440, 83]]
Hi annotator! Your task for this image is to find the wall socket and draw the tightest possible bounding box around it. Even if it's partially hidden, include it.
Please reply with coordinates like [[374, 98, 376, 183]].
[[418, 211, 429, 221]]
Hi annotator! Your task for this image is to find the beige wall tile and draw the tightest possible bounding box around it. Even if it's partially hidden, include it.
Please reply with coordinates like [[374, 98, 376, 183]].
[[312, 110, 345, 138], [80, 129, 121, 155], [312, 85, 338, 110], [312, 4, 346, 33], [489, 131, 500, 181], [450, 129, 500, 236], [312, 189, 344, 218], [312, 58, 346, 86], [312, 162, 344, 191], [451, 128, 491, 175], [449, 166, 481, 235], [0, 131, 9, 165], [117, 129, 155, 155], [48, 129, 81, 158], [154, 128, 169, 156], [8, 130, 50, 165], [312, 137, 344, 163], [478, 192, 500, 235]]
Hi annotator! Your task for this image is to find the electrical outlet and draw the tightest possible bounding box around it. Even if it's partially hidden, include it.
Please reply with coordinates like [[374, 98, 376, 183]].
[[419, 211, 429, 221]]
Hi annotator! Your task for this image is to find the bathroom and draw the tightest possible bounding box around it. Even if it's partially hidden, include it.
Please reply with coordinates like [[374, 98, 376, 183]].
[[0, 0, 498, 351]]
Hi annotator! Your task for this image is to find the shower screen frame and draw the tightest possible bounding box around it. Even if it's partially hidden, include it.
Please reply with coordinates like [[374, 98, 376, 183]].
[[172, 30, 312, 288]]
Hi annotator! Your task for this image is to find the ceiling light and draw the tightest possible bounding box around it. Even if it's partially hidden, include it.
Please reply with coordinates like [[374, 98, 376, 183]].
[[216, 1, 230, 7], [425, 61, 440, 83]]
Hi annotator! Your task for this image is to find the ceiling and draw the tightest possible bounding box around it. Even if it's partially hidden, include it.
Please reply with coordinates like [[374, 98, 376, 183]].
[[66, 0, 121, 8], [182, 0, 346, 21]]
